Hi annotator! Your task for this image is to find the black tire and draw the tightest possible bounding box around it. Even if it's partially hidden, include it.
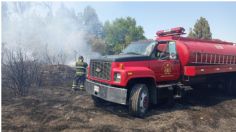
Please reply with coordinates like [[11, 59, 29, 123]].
[[229, 76, 236, 96], [233, 78, 236, 96], [129, 84, 149, 118], [226, 78, 233, 96], [224, 75, 236, 96], [91, 95, 106, 107]]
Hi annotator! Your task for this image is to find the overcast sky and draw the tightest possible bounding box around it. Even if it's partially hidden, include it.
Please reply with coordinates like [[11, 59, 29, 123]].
[[64, 2, 236, 42]]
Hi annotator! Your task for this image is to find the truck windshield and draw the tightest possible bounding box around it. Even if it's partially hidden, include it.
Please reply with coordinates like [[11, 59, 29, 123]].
[[121, 41, 156, 56]]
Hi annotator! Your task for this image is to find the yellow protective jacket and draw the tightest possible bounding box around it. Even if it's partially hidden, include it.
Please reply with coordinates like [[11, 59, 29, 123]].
[[76, 61, 88, 76]]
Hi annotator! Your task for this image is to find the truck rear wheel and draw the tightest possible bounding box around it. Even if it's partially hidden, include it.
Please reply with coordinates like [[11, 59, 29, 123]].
[[129, 84, 149, 118], [229, 76, 236, 96], [233, 76, 236, 96], [225, 76, 236, 96]]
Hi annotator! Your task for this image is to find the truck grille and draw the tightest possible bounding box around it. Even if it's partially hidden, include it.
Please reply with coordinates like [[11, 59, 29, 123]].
[[90, 60, 111, 80]]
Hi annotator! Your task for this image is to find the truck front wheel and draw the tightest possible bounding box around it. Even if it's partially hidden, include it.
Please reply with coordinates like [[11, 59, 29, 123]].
[[129, 84, 149, 118]]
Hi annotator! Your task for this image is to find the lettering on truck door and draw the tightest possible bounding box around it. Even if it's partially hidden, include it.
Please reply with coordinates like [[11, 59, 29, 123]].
[[151, 41, 180, 82]]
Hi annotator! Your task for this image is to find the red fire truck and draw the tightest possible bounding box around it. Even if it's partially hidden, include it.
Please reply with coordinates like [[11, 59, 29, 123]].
[[85, 27, 236, 117]]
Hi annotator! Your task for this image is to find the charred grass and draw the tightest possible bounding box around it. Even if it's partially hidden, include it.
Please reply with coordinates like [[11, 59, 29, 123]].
[[2, 86, 236, 132]]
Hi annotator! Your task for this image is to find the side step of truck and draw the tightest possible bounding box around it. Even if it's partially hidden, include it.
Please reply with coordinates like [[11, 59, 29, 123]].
[[156, 84, 176, 88], [157, 83, 193, 99]]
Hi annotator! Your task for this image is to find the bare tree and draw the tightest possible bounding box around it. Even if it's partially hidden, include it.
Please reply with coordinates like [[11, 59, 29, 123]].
[[73, 50, 78, 62], [3, 49, 42, 96], [44, 43, 53, 65], [57, 51, 67, 65], [2, 42, 7, 64], [41, 44, 68, 65]]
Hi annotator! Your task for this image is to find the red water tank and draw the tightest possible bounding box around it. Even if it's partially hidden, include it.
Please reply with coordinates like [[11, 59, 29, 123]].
[[176, 38, 236, 66], [156, 27, 236, 67]]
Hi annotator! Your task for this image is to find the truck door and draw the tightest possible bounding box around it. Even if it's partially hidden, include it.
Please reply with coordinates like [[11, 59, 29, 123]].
[[150, 41, 180, 82]]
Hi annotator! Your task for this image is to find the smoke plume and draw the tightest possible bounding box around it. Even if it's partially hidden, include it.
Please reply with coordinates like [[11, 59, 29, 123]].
[[2, 2, 100, 65]]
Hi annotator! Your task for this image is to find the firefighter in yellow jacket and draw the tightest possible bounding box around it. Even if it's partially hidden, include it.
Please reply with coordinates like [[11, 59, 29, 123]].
[[72, 56, 88, 91]]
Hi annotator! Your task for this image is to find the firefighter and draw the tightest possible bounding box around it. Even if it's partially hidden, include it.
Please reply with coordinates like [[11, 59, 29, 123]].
[[72, 56, 88, 91]]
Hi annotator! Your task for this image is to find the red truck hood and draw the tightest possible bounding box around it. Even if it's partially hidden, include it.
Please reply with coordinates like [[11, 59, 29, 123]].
[[91, 54, 152, 62]]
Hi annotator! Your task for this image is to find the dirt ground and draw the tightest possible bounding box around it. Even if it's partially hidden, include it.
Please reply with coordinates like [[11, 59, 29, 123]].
[[2, 85, 236, 132]]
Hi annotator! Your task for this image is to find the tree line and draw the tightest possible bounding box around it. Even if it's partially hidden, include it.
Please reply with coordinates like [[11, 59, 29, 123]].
[[84, 6, 146, 55], [88, 6, 213, 55]]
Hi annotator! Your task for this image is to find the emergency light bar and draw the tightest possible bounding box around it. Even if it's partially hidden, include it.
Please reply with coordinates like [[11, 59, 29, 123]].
[[156, 27, 185, 37]]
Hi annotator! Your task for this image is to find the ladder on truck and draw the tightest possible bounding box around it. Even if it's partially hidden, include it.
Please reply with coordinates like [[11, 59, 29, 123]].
[[192, 52, 236, 65]]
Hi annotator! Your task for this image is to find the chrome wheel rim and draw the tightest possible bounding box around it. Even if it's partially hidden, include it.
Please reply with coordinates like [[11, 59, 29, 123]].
[[140, 91, 148, 113]]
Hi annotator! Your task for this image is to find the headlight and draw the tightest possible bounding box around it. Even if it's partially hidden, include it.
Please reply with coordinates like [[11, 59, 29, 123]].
[[114, 72, 121, 82]]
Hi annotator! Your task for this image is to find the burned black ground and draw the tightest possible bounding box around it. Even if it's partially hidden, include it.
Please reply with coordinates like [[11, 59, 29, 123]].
[[2, 86, 236, 132]]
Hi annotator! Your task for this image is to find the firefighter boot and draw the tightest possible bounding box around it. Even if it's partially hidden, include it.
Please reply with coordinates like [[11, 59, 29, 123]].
[[79, 84, 85, 91], [72, 81, 78, 91]]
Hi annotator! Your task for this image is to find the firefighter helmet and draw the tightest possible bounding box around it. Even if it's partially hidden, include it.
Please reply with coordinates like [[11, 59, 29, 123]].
[[79, 56, 84, 61]]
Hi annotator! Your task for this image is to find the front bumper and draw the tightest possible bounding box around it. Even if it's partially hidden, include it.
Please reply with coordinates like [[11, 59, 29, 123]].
[[85, 79, 127, 105]]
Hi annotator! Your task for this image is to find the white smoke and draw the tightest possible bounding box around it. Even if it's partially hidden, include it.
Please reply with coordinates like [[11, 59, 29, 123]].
[[2, 2, 100, 65]]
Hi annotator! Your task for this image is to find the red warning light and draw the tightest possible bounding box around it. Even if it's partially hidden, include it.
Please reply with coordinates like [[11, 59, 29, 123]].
[[156, 27, 185, 37]]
